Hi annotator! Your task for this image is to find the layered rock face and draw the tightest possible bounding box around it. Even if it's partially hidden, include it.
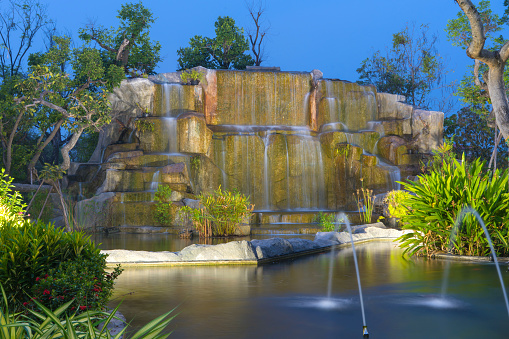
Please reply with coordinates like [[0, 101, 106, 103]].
[[69, 68, 443, 233]]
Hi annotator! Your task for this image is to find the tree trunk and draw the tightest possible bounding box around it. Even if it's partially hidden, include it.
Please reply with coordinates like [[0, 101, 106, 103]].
[[27, 118, 64, 180], [60, 126, 85, 171], [487, 65, 509, 141]]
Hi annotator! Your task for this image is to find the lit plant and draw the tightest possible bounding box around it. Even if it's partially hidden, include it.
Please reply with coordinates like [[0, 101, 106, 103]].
[[134, 118, 154, 133], [179, 186, 254, 237], [0, 283, 176, 339], [0, 168, 26, 227], [154, 185, 174, 226], [0, 218, 122, 314], [354, 179, 374, 224], [397, 154, 509, 257], [313, 212, 336, 232], [383, 190, 412, 219], [179, 69, 203, 84]]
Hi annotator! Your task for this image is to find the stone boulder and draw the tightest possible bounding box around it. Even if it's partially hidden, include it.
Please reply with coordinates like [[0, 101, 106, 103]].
[[251, 238, 294, 259], [103, 249, 179, 263], [90, 78, 155, 163], [286, 238, 320, 253], [178, 241, 257, 261], [75, 192, 116, 231], [412, 109, 444, 153]]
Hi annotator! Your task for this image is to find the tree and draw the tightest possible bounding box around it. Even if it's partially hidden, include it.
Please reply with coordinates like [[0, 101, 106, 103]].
[[0, 0, 50, 79], [177, 16, 254, 70], [445, 106, 508, 169], [357, 23, 454, 113], [246, 1, 269, 66], [447, 0, 509, 168], [452, 0, 509, 142], [0, 0, 50, 177], [78, 1, 162, 76], [15, 36, 124, 177]]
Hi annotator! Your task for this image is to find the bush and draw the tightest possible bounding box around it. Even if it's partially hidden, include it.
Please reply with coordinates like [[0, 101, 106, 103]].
[[0, 168, 25, 227], [0, 218, 122, 314], [179, 186, 254, 237], [397, 154, 509, 257], [155, 185, 174, 226], [383, 190, 412, 218], [313, 212, 336, 232], [0, 282, 176, 339]]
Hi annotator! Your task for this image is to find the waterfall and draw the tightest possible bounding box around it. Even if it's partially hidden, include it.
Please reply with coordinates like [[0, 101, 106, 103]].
[[378, 159, 401, 191], [263, 134, 271, 210], [161, 83, 184, 117]]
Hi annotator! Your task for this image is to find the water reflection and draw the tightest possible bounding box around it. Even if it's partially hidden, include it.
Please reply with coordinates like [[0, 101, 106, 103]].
[[93, 233, 314, 252], [110, 241, 509, 338]]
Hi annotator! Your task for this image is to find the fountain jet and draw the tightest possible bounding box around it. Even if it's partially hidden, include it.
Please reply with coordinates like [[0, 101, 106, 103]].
[[442, 207, 509, 318]]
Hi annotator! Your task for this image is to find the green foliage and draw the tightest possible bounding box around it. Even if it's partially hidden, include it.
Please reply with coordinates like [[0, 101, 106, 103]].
[[134, 119, 154, 133], [179, 186, 254, 237], [190, 156, 200, 172], [0, 283, 175, 339], [357, 23, 452, 112], [354, 181, 374, 224], [29, 257, 122, 316], [397, 154, 509, 257], [313, 212, 336, 232], [0, 218, 120, 313], [383, 190, 412, 218], [0, 168, 26, 227], [447, 0, 502, 51], [180, 69, 204, 84], [79, 2, 162, 76], [154, 185, 173, 226], [177, 16, 254, 70], [423, 138, 457, 174], [444, 107, 508, 169]]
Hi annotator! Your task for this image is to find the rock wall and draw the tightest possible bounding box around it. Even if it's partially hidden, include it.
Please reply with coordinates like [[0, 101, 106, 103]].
[[70, 68, 443, 233]]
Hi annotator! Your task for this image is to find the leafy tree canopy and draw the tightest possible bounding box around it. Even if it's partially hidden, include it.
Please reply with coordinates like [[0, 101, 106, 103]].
[[177, 16, 254, 70], [17, 35, 125, 174], [357, 23, 453, 112], [78, 1, 162, 76]]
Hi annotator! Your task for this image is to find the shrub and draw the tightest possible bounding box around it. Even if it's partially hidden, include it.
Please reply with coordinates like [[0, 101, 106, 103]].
[[0, 168, 25, 227], [179, 186, 254, 237], [354, 179, 374, 224], [0, 283, 176, 339], [180, 69, 203, 84], [397, 154, 509, 257], [0, 219, 122, 314], [155, 185, 174, 226], [383, 190, 412, 218], [29, 257, 122, 315], [313, 212, 336, 232]]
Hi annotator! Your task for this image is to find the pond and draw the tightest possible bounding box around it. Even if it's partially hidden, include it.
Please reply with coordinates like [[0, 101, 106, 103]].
[[107, 241, 509, 338]]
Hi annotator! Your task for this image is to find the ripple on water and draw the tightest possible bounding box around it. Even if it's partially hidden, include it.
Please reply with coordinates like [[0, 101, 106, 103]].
[[286, 296, 353, 310], [400, 295, 465, 309]]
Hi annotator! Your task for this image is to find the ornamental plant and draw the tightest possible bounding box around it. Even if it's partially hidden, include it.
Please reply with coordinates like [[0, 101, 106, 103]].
[[397, 153, 509, 257], [154, 185, 174, 226], [383, 190, 412, 218], [354, 179, 375, 224], [0, 283, 175, 339], [313, 212, 336, 232], [0, 168, 26, 227], [179, 186, 254, 237], [0, 218, 122, 314]]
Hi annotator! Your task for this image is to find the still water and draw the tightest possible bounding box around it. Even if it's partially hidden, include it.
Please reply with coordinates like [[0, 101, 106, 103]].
[[107, 241, 509, 338]]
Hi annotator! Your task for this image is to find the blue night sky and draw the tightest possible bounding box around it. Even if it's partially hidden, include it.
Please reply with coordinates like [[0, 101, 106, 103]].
[[40, 0, 507, 105]]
